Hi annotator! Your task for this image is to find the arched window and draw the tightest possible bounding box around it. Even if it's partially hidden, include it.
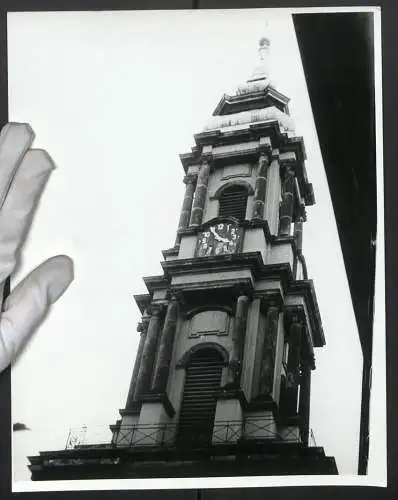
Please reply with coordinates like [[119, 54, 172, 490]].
[[218, 185, 248, 221], [177, 348, 224, 447]]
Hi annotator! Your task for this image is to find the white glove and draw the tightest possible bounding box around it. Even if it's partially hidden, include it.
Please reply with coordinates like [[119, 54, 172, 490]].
[[0, 123, 74, 374]]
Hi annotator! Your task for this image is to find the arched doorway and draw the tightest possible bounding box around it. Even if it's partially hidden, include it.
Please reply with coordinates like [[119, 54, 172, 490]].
[[177, 348, 224, 447]]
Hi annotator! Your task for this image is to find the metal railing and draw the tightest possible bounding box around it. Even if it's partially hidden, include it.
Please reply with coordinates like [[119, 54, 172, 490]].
[[65, 418, 316, 451]]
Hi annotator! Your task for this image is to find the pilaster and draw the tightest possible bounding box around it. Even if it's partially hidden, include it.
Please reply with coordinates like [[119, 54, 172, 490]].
[[240, 297, 262, 401], [124, 314, 150, 411], [134, 304, 164, 398], [151, 296, 179, 393], [175, 174, 197, 245], [252, 148, 271, 220], [258, 302, 281, 398], [226, 294, 250, 388], [264, 149, 281, 236], [280, 312, 303, 418], [189, 155, 212, 227], [278, 166, 296, 236]]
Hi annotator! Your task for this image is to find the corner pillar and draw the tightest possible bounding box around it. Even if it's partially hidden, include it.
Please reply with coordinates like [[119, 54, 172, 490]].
[[151, 296, 179, 393], [226, 294, 249, 388], [189, 156, 211, 226], [258, 302, 280, 398], [134, 305, 163, 398], [264, 150, 281, 235], [281, 315, 303, 417], [175, 175, 197, 245], [278, 167, 295, 236], [252, 149, 271, 220], [293, 217, 304, 253], [124, 316, 150, 410]]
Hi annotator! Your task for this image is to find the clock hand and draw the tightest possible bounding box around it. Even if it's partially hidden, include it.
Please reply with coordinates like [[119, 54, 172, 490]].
[[210, 227, 229, 243], [210, 227, 221, 241]]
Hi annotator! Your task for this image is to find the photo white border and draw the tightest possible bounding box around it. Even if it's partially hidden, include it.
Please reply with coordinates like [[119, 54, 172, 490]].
[[11, 5, 385, 492]]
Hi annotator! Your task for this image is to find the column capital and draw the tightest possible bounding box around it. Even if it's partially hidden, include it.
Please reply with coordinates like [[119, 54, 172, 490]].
[[282, 164, 296, 179], [200, 153, 213, 165], [284, 305, 306, 327], [258, 149, 271, 164], [271, 148, 280, 160], [147, 303, 166, 317], [257, 292, 284, 313], [183, 173, 197, 185], [259, 136, 272, 151], [236, 293, 250, 303], [297, 203, 307, 221], [136, 319, 150, 334], [233, 283, 252, 299]]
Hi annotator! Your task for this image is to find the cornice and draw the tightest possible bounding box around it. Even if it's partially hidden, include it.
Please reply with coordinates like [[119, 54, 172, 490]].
[[142, 275, 169, 292], [162, 246, 179, 259], [170, 277, 254, 297], [212, 87, 290, 117], [134, 294, 151, 314], [161, 252, 293, 293], [286, 280, 325, 348]]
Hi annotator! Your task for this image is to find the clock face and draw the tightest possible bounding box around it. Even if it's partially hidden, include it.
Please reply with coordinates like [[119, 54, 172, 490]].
[[196, 223, 242, 257]]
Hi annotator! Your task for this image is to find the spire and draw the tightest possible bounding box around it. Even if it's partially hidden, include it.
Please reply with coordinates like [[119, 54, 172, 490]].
[[237, 23, 272, 94], [249, 24, 271, 82]]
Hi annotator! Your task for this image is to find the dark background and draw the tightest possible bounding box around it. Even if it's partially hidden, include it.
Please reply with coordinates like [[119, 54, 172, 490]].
[[0, 1, 396, 499]]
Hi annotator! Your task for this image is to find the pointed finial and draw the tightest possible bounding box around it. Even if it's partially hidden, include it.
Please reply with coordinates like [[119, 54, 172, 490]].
[[247, 22, 271, 83], [235, 21, 275, 95], [258, 21, 271, 60]]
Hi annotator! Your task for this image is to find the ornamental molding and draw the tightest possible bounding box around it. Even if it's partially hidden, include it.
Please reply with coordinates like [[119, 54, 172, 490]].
[[203, 106, 295, 135], [210, 180, 255, 199], [176, 341, 230, 368], [286, 281, 325, 348], [170, 277, 254, 296]]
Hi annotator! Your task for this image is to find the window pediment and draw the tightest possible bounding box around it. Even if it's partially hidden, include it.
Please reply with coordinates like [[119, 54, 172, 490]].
[[189, 310, 231, 338]]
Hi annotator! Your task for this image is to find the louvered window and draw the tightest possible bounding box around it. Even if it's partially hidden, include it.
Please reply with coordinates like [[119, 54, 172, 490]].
[[218, 185, 248, 220], [177, 348, 223, 447]]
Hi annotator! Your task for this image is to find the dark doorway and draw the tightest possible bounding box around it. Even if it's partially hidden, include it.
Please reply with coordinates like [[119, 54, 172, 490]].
[[177, 348, 223, 447]]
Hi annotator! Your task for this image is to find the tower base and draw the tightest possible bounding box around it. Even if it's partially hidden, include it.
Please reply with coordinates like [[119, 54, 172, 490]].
[[29, 443, 338, 480]]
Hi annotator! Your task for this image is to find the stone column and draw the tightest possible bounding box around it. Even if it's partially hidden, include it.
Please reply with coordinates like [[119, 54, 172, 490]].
[[252, 151, 270, 220], [226, 295, 249, 387], [258, 303, 280, 397], [278, 167, 296, 236], [175, 175, 197, 245], [298, 361, 312, 446], [134, 305, 163, 398], [293, 217, 304, 253], [264, 150, 281, 235], [282, 315, 303, 416], [125, 318, 149, 410], [189, 157, 211, 227], [151, 297, 179, 393], [293, 217, 304, 279]]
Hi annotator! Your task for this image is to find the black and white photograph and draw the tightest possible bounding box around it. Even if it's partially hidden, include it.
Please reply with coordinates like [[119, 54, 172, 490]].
[[6, 7, 385, 491]]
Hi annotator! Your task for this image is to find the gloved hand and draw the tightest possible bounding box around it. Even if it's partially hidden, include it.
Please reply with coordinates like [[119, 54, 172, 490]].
[[0, 123, 74, 374]]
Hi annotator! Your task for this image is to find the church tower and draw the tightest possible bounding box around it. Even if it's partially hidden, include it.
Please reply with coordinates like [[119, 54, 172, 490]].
[[29, 31, 338, 480], [112, 31, 337, 475]]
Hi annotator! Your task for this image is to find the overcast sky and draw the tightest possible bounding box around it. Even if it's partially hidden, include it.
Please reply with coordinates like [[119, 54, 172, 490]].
[[6, 8, 382, 489]]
